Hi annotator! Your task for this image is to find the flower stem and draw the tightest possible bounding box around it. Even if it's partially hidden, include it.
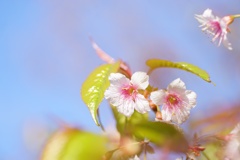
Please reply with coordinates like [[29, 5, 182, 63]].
[[144, 143, 147, 160], [232, 14, 240, 19]]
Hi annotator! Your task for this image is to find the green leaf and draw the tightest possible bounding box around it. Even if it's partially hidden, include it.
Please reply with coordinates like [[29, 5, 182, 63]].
[[41, 128, 107, 160], [146, 59, 211, 83], [111, 106, 127, 135], [81, 62, 121, 126], [132, 121, 188, 152], [111, 106, 148, 136]]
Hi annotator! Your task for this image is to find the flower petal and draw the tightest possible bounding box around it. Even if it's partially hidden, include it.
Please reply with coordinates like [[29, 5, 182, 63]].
[[167, 78, 186, 94], [222, 34, 232, 50], [134, 94, 150, 114], [150, 90, 166, 106], [195, 9, 215, 24], [104, 85, 123, 106], [131, 72, 149, 90], [109, 73, 130, 87], [161, 104, 172, 122], [202, 8, 214, 19], [171, 107, 190, 124], [116, 99, 135, 117], [185, 90, 197, 108]]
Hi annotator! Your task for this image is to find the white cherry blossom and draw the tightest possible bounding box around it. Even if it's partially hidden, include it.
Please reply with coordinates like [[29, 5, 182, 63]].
[[104, 72, 150, 117], [150, 78, 197, 124], [195, 8, 234, 50]]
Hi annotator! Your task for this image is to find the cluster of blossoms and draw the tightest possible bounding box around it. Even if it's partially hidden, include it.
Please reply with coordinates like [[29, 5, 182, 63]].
[[92, 8, 240, 160], [104, 71, 197, 125]]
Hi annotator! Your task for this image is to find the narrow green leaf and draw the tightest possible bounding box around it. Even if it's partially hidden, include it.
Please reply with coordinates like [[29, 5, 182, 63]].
[[146, 59, 211, 83], [41, 128, 107, 160], [132, 121, 188, 152], [81, 62, 120, 126]]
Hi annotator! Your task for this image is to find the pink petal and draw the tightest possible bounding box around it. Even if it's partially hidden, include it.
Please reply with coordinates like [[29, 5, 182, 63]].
[[150, 90, 166, 106], [131, 72, 149, 90], [134, 94, 150, 114]]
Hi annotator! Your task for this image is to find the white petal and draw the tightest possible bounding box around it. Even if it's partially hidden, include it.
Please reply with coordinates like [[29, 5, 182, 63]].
[[104, 86, 123, 106], [171, 108, 190, 124], [150, 90, 166, 106], [222, 34, 232, 50], [202, 8, 214, 18], [195, 15, 209, 24], [131, 72, 149, 90], [134, 94, 150, 114], [195, 9, 215, 24], [185, 90, 197, 108], [109, 73, 130, 87], [117, 99, 135, 117], [167, 78, 186, 94], [105, 93, 123, 107], [161, 104, 172, 122], [104, 85, 120, 99]]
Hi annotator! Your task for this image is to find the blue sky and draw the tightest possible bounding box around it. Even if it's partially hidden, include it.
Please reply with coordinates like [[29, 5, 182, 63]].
[[1, 0, 240, 159]]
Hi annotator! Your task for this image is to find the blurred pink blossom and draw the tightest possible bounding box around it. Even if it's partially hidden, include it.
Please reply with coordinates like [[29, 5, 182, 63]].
[[195, 8, 234, 50], [224, 123, 240, 160]]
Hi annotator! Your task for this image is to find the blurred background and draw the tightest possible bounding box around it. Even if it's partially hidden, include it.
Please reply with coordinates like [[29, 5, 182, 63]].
[[1, 0, 240, 159]]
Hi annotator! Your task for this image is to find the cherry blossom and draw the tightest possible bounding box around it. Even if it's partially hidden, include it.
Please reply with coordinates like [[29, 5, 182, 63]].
[[195, 8, 234, 50], [150, 78, 197, 124], [224, 123, 240, 160], [104, 72, 150, 117]]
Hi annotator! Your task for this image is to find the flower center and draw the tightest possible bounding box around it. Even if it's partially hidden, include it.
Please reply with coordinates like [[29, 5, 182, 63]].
[[209, 21, 221, 33], [166, 94, 180, 106], [121, 84, 137, 100]]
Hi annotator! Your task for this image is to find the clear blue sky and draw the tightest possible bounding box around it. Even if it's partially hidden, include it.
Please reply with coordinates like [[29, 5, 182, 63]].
[[1, 0, 240, 159]]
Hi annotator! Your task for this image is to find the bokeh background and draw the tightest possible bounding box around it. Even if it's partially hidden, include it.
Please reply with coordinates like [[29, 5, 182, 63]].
[[1, 0, 240, 159]]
